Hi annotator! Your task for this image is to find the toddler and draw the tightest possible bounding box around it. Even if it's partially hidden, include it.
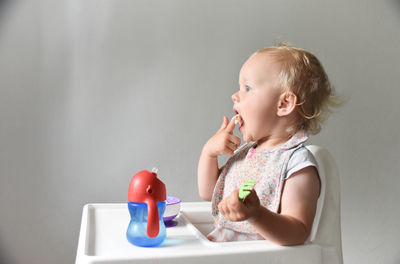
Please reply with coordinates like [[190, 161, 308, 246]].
[[197, 44, 339, 245]]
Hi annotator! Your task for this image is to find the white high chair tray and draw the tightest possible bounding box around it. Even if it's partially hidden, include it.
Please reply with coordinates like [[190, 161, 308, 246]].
[[76, 202, 323, 264]]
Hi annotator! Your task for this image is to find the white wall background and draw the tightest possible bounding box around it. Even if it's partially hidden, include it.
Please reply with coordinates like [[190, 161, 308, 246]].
[[1, 0, 399, 263]]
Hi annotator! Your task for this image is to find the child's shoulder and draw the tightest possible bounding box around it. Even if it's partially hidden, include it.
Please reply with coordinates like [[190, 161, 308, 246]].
[[286, 146, 318, 179]]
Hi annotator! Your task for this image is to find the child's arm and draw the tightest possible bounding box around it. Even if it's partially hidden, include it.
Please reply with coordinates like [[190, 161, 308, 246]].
[[218, 166, 320, 245], [197, 116, 241, 201]]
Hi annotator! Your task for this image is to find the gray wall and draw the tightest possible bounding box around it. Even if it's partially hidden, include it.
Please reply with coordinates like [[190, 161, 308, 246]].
[[1, 0, 399, 263]]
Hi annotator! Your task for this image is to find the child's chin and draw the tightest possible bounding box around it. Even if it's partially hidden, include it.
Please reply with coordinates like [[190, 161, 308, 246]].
[[240, 129, 252, 142], [242, 135, 252, 142]]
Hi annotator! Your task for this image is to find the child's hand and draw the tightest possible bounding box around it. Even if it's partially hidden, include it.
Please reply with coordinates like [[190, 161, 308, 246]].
[[218, 189, 261, 222], [203, 116, 241, 157]]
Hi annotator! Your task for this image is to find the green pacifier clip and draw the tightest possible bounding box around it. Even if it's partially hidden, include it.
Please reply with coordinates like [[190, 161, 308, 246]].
[[238, 180, 256, 201]]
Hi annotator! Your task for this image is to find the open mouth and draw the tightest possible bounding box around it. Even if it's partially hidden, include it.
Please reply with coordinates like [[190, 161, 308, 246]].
[[233, 109, 244, 129]]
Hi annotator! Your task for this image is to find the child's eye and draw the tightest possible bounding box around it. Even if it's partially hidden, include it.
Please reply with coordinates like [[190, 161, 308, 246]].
[[245, 85, 251, 92]]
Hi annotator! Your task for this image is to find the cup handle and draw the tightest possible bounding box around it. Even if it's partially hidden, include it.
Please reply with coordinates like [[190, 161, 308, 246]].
[[146, 199, 159, 238]]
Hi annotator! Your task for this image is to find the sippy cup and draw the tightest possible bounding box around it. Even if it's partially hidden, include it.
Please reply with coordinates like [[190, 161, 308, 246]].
[[126, 168, 167, 247]]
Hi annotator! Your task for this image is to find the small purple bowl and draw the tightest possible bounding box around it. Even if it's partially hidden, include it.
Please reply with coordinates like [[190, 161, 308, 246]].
[[163, 196, 181, 222]]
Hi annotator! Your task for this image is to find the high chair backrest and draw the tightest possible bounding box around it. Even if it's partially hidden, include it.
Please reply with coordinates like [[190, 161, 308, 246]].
[[306, 145, 343, 264]]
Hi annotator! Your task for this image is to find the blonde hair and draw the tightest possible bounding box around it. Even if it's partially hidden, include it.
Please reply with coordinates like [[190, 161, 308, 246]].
[[256, 43, 341, 135]]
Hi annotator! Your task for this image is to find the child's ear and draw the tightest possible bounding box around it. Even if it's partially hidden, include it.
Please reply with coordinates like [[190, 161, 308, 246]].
[[277, 92, 297, 117]]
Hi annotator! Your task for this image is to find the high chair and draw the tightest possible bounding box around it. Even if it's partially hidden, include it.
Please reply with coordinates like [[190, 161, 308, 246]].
[[76, 145, 342, 264], [306, 145, 343, 263]]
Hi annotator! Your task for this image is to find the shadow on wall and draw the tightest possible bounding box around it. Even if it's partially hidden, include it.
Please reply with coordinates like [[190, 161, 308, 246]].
[[0, 238, 15, 264], [390, 0, 400, 15], [0, 0, 11, 27], [1, 1, 16, 263], [0, 0, 10, 13]]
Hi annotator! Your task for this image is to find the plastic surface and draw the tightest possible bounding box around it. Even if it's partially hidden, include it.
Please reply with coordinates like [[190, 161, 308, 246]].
[[127, 170, 166, 238], [306, 145, 343, 262], [126, 201, 166, 247], [76, 203, 325, 264], [238, 180, 256, 201]]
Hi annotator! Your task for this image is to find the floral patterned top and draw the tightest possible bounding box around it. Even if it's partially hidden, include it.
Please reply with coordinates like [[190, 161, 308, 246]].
[[211, 130, 309, 235]]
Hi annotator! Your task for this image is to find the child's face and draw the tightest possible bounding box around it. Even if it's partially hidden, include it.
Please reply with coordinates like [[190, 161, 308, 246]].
[[232, 52, 283, 143]]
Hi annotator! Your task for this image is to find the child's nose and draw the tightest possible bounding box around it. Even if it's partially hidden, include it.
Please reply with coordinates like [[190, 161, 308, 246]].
[[232, 92, 240, 103]]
